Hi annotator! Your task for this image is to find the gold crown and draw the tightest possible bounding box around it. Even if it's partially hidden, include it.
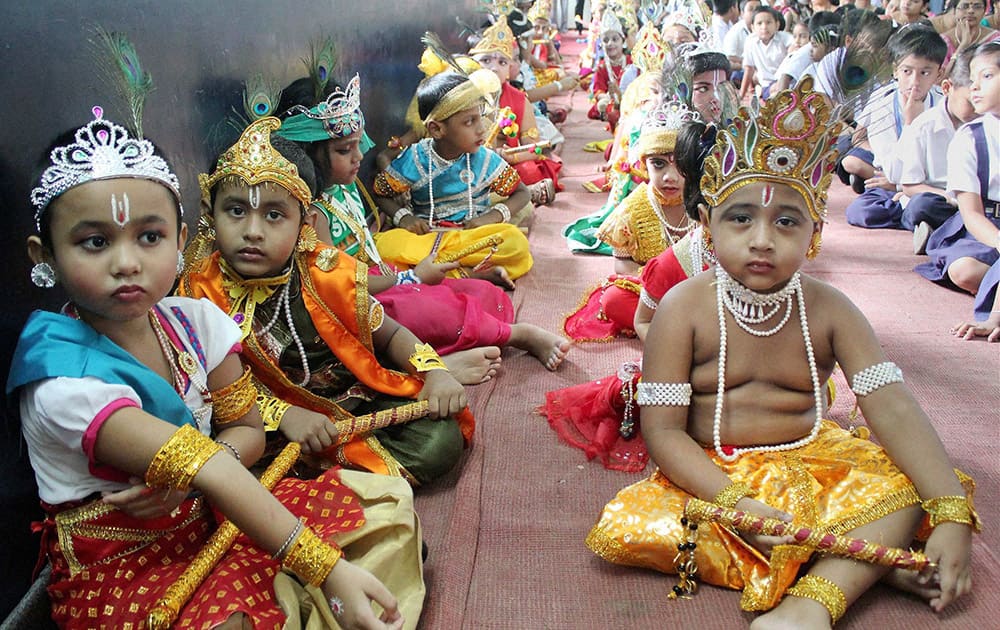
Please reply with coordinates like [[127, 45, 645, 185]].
[[199, 117, 312, 208], [700, 78, 843, 223], [527, 0, 551, 21], [632, 21, 668, 74], [470, 16, 517, 59]]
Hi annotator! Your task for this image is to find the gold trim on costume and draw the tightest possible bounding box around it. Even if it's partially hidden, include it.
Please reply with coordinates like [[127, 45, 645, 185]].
[[425, 81, 486, 125]]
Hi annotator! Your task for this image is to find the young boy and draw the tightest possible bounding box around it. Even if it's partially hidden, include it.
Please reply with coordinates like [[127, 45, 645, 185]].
[[181, 117, 473, 486], [723, 0, 762, 78], [740, 7, 794, 99], [773, 12, 842, 92], [841, 24, 945, 210], [373, 72, 533, 287], [846, 45, 975, 247], [586, 78, 976, 627]]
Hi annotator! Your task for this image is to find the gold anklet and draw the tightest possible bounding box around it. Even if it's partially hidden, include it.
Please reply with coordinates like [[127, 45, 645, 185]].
[[786, 574, 846, 624]]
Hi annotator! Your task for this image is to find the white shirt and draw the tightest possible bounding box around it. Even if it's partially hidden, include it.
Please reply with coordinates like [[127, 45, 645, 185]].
[[742, 31, 794, 86], [723, 21, 751, 59], [20, 297, 242, 503], [712, 14, 733, 48], [897, 100, 958, 197], [813, 47, 846, 104], [776, 44, 814, 84], [948, 113, 1000, 200], [855, 82, 943, 178]]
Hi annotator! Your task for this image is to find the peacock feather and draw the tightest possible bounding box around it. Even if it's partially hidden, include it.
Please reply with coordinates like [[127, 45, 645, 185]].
[[243, 74, 283, 121], [303, 37, 337, 102], [420, 32, 468, 76], [90, 25, 154, 137]]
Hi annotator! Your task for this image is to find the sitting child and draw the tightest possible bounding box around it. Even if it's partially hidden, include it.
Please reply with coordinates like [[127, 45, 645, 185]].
[[180, 116, 473, 486], [588, 10, 633, 131], [587, 80, 977, 627], [8, 108, 420, 628], [372, 71, 533, 287], [740, 6, 794, 99]]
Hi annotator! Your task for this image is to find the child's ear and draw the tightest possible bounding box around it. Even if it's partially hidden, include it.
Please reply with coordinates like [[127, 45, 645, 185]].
[[178, 222, 188, 249], [302, 206, 318, 229], [26, 235, 50, 266], [426, 121, 444, 139], [697, 203, 711, 226]]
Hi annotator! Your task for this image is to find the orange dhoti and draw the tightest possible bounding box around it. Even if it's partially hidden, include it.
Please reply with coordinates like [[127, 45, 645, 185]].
[[586, 421, 921, 611]]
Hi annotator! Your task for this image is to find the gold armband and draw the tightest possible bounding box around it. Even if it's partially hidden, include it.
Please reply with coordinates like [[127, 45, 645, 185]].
[[145, 424, 222, 490], [211, 367, 258, 425], [921, 495, 981, 532], [712, 482, 755, 509], [408, 342, 448, 373], [282, 526, 343, 587], [257, 394, 292, 432], [786, 575, 846, 624]]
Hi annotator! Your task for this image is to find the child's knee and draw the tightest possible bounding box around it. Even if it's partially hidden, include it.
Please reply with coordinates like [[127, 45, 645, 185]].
[[948, 258, 989, 294]]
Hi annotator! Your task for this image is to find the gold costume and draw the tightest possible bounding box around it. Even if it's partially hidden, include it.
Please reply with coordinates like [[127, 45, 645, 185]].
[[596, 182, 671, 264]]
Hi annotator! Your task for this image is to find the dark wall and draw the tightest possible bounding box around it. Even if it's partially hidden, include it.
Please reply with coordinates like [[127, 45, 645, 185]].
[[0, 0, 478, 616]]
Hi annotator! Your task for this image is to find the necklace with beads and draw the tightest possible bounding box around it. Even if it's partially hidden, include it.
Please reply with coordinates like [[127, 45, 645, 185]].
[[712, 266, 824, 462], [148, 308, 212, 430], [646, 184, 695, 247], [423, 139, 475, 229], [256, 272, 312, 387]]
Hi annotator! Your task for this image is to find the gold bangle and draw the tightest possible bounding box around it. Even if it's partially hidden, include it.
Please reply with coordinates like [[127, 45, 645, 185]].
[[712, 482, 755, 509], [408, 342, 448, 373], [786, 574, 847, 624], [211, 367, 258, 425], [145, 424, 222, 490], [921, 495, 981, 532], [257, 394, 292, 432], [282, 526, 342, 587]]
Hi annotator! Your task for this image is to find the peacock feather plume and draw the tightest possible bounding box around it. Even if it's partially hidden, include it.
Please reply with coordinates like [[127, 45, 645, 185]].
[[243, 74, 283, 121], [90, 25, 154, 137], [420, 31, 468, 76], [303, 37, 337, 102]]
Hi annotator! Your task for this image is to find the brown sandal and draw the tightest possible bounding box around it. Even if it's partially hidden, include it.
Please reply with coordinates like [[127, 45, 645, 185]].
[[529, 178, 556, 206]]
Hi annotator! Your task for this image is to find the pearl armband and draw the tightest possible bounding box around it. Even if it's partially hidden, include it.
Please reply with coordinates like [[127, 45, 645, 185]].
[[850, 361, 903, 397], [638, 288, 658, 311], [392, 206, 414, 226], [636, 382, 692, 406]]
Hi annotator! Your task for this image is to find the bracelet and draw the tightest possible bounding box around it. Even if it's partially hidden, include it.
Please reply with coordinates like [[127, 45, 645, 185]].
[[392, 206, 414, 226], [638, 288, 658, 311], [635, 382, 692, 406], [214, 439, 241, 463], [257, 394, 291, 431], [492, 203, 511, 223], [850, 361, 903, 397], [395, 269, 420, 285], [282, 526, 342, 587], [712, 482, 755, 509], [211, 367, 257, 425], [273, 518, 304, 560], [408, 342, 449, 373], [921, 495, 981, 531], [387, 135, 407, 150], [786, 575, 847, 624], [145, 424, 222, 490]]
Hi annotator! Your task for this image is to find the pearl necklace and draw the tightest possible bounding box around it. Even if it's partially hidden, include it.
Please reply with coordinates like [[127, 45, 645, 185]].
[[257, 275, 312, 387], [148, 308, 211, 431], [424, 139, 475, 228], [646, 184, 695, 248], [712, 266, 824, 462]]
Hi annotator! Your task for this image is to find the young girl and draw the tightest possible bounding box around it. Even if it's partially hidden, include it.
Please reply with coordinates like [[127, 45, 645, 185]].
[[181, 116, 474, 486], [587, 79, 976, 626], [916, 41, 1000, 294], [587, 10, 633, 131], [277, 74, 570, 374], [372, 71, 534, 287], [8, 108, 417, 629]]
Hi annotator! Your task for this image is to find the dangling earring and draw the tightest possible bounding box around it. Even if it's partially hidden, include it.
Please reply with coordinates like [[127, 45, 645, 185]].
[[702, 226, 714, 254], [296, 224, 319, 253], [30, 262, 56, 288], [176, 251, 185, 276], [806, 232, 822, 260]]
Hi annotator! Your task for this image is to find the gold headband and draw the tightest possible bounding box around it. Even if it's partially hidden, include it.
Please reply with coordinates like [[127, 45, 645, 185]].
[[424, 79, 486, 125], [199, 117, 312, 208]]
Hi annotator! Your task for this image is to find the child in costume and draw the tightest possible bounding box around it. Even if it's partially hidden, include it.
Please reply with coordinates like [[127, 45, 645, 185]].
[[472, 16, 564, 205], [588, 9, 633, 131], [372, 71, 534, 286], [278, 74, 570, 374], [586, 79, 978, 627], [180, 116, 473, 487], [916, 41, 1000, 294], [8, 108, 421, 629]]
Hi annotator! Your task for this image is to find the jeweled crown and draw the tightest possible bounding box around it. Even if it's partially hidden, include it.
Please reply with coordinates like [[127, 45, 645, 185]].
[[199, 117, 312, 208], [700, 78, 843, 222], [635, 98, 700, 159], [632, 21, 667, 74], [287, 73, 364, 139], [601, 9, 625, 38], [30, 106, 181, 230], [470, 15, 517, 59]]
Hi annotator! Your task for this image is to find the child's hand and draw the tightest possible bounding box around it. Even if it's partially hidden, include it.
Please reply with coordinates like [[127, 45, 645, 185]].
[[323, 559, 404, 630], [102, 477, 188, 519], [280, 407, 340, 454], [952, 313, 1000, 342], [901, 86, 923, 126], [414, 255, 460, 285], [864, 171, 896, 192], [418, 370, 467, 418], [464, 212, 502, 229], [920, 522, 973, 612], [731, 497, 795, 557], [398, 215, 431, 235]]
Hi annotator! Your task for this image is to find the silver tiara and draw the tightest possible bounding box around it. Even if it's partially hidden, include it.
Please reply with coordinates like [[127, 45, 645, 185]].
[[290, 73, 364, 139], [30, 106, 181, 230], [642, 98, 701, 133]]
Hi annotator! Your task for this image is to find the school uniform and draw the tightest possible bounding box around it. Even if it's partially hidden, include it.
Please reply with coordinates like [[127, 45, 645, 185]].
[[742, 31, 794, 92]]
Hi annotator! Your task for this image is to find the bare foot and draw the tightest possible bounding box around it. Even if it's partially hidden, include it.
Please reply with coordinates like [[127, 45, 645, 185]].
[[443, 347, 502, 385], [883, 567, 941, 601], [508, 323, 571, 370], [750, 594, 832, 630], [466, 265, 515, 290]]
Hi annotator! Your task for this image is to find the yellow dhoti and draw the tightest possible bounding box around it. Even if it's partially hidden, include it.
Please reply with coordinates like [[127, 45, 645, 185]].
[[373, 223, 533, 280], [586, 421, 922, 611]]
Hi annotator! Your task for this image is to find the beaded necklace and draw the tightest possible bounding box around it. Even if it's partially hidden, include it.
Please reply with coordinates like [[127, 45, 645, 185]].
[[148, 308, 211, 430], [423, 139, 475, 228], [256, 273, 312, 387], [646, 184, 695, 248], [712, 266, 824, 462]]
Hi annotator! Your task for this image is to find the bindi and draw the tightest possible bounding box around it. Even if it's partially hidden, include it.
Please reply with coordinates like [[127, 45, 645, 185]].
[[111, 193, 130, 229]]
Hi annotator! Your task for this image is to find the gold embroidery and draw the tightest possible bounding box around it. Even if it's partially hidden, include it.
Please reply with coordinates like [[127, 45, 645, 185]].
[[315, 248, 339, 272]]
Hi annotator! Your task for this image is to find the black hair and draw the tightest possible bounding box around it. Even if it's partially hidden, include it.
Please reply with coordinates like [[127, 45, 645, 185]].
[[948, 45, 977, 86], [887, 23, 947, 66], [271, 136, 318, 200], [973, 40, 1000, 66], [946, 0, 984, 11], [32, 126, 183, 251], [714, 0, 738, 15], [841, 8, 881, 41], [753, 7, 784, 29], [275, 76, 345, 192], [686, 51, 732, 77], [416, 72, 470, 121], [276, 77, 318, 119], [809, 11, 842, 44], [740, 0, 761, 10], [676, 121, 716, 220]]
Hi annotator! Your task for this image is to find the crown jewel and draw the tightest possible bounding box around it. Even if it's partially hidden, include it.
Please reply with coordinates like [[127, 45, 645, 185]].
[[632, 21, 668, 73], [287, 73, 364, 139], [635, 98, 700, 159], [470, 16, 517, 59], [601, 9, 625, 37], [700, 78, 843, 222], [30, 106, 181, 230], [199, 117, 312, 208]]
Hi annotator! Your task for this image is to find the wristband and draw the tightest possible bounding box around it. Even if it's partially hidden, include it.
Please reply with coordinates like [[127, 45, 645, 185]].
[[282, 526, 342, 587], [395, 269, 420, 285], [921, 495, 981, 531], [393, 207, 414, 226], [408, 342, 449, 373], [712, 482, 755, 509], [492, 203, 512, 223]]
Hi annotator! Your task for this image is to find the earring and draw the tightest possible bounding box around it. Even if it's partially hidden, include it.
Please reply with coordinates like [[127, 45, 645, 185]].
[[296, 224, 319, 253], [176, 251, 185, 275], [30, 262, 56, 288], [702, 226, 714, 254], [806, 232, 822, 260]]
